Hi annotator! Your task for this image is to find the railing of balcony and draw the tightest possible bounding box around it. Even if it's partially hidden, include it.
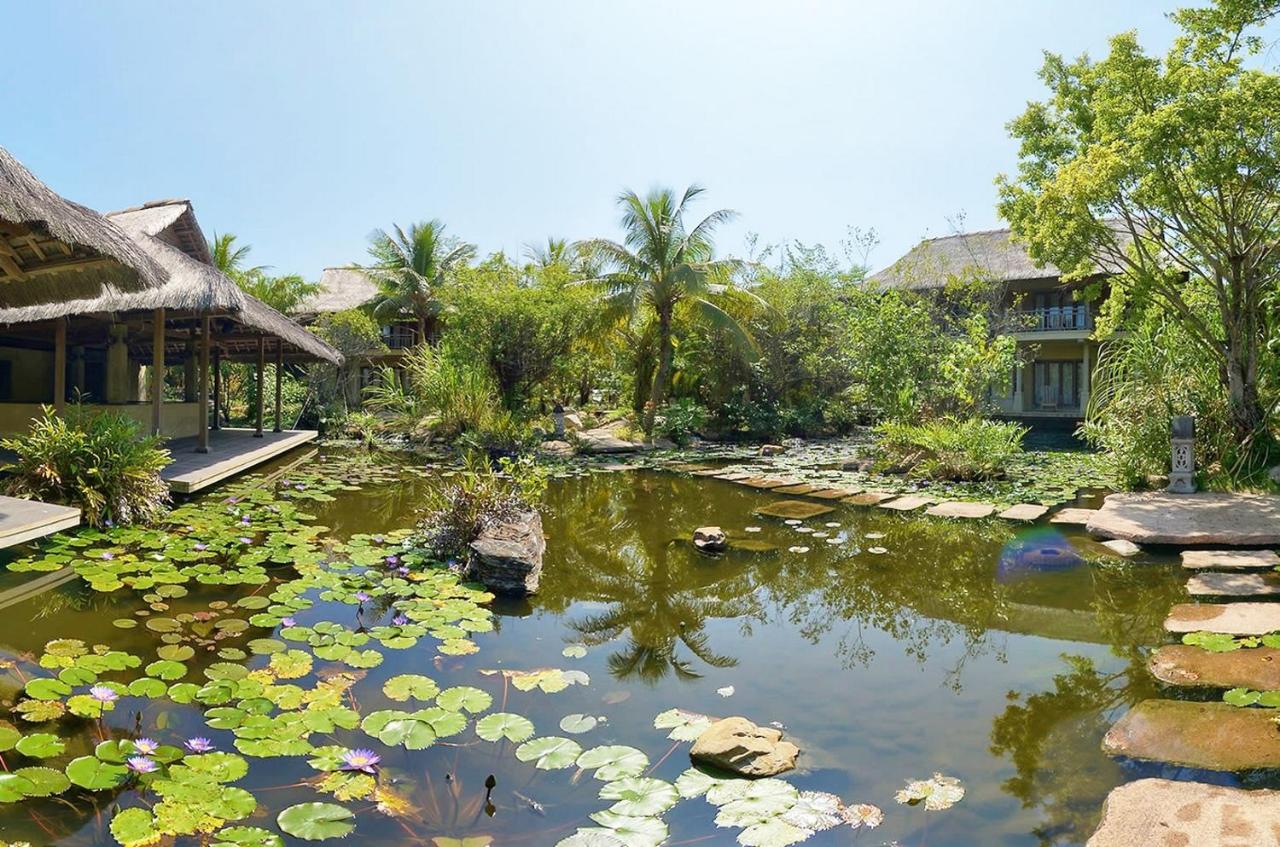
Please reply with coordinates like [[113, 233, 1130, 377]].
[[381, 325, 418, 349], [1014, 304, 1092, 332]]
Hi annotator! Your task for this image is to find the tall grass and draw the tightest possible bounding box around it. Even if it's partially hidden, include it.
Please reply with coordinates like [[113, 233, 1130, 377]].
[[874, 417, 1027, 481]]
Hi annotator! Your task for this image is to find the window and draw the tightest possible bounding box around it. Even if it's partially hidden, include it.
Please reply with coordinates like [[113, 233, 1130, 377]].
[[1033, 361, 1081, 409]]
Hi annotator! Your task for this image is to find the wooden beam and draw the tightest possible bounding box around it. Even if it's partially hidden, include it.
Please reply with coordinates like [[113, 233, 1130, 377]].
[[274, 338, 283, 433], [212, 347, 222, 431], [254, 335, 265, 438], [151, 308, 165, 435], [196, 316, 210, 454], [53, 319, 66, 415]]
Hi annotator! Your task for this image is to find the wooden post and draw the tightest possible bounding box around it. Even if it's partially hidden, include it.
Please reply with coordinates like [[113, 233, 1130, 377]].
[[197, 316, 211, 453], [53, 318, 67, 415], [273, 338, 283, 433], [212, 347, 222, 430], [150, 308, 165, 435], [254, 336, 265, 437]]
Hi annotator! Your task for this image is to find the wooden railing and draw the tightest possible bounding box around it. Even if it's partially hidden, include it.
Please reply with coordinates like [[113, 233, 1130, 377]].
[[1015, 304, 1092, 332]]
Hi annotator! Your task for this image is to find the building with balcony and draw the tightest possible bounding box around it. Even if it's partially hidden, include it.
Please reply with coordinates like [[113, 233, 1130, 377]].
[[867, 227, 1119, 421]]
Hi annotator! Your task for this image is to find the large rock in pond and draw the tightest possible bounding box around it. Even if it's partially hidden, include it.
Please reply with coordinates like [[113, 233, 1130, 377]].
[[693, 526, 728, 553], [690, 716, 799, 778], [1088, 778, 1280, 847], [467, 509, 545, 596]]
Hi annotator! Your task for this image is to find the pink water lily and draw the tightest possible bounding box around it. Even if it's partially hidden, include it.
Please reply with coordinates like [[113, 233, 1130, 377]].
[[184, 737, 214, 753]]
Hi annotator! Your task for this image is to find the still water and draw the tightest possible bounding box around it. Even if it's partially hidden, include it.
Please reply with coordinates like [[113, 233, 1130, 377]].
[[0, 450, 1188, 846]]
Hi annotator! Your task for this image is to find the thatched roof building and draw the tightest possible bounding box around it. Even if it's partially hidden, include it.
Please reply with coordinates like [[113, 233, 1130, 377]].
[[0, 147, 165, 307], [293, 267, 381, 316]]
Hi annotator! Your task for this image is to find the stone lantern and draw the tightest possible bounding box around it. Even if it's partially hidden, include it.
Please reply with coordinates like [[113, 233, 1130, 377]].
[[552, 402, 565, 439], [1168, 415, 1196, 493]]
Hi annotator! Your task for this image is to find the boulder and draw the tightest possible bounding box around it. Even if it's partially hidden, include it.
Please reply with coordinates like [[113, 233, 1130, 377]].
[[467, 509, 545, 596], [690, 717, 799, 778], [538, 440, 574, 458], [759, 444, 786, 457], [578, 427, 650, 454], [692, 526, 728, 553], [1101, 539, 1141, 557], [840, 457, 874, 472], [564, 412, 585, 432], [1088, 778, 1280, 847]]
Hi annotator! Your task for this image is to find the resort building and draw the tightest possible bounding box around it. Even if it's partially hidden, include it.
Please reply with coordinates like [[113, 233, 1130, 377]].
[[868, 227, 1117, 422]]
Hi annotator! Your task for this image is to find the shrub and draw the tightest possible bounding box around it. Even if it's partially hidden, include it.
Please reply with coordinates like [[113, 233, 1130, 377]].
[[874, 417, 1027, 481], [653, 399, 707, 445], [2, 406, 172, 527], [414, 453, 548, 560]]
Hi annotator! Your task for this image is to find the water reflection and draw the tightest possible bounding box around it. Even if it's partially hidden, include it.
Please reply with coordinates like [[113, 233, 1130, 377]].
[[998, 528, 1086, 582]]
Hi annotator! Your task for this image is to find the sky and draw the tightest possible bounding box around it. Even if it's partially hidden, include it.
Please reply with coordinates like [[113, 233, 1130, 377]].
[[7, 1, 1189, 277]]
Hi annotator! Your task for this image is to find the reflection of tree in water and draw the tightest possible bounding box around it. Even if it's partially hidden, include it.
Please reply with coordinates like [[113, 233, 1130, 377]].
[[538, 472, 766, 683], [988, 563, 1178, 846]]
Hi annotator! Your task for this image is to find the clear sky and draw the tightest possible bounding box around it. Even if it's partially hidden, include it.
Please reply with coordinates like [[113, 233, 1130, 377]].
[[8, 1, 1185, 277]]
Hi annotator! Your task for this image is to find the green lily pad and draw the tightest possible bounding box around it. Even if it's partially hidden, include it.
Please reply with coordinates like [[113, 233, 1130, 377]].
[[15, 732, 65, 758], [576, 746, 649, 781], [436, 686, 492, 714], [276, 802, 356, 841], [475, 713, 535, 743], [516, 736, 583, 770], [213, 825, 285, 847], [383, 674, 439, 702], [65, 755, 129, 789], [13, 766, 70, 796], [599, 777, 679, 817]]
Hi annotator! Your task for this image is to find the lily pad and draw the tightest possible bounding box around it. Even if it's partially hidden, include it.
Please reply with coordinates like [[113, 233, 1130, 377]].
[[276, 802, 356, 841], [516, 736, 583, 770], [475, 712, 535, 743]]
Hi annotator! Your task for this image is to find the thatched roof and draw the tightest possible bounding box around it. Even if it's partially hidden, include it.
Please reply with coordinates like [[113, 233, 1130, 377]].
[[0, 217, 342, 365], [0, 147, 165, 307], [294, 267, 381, 315], [107, 200, 212, 265]]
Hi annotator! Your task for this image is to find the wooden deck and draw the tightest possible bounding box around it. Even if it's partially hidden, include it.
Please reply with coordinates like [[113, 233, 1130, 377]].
[[162, 428, 319, 493], [0, 495, 80, 548]]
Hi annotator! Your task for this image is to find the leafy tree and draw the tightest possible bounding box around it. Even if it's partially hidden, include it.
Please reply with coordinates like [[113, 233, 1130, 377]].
[[362, 220, 477, 345], [235, 270, 318, 314], [583, 186, 761, 430], [208, 232, 263, 279], [997, 0, 1280, 457]]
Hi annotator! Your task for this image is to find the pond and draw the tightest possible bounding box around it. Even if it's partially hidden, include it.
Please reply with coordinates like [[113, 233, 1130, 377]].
[[0, 448, 1190, 847]]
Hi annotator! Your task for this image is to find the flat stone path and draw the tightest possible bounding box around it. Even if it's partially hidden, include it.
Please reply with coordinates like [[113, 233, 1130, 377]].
[[772, 483, 822, 495], [1187, 572, 1280, 598], [806, 487, 859, 500], [1103, 699, 1280, 770], [754, 500, 835, 521], [925, 501, 996, 519], [1165, 602, 1280, 635], [1182, 549, 1280, 571], [843, 492, 893, 506], [1087, 491, 1280, 546], [1087, 778, 1280, 847], [998, 503, 1050, 522], [1050, 507, 1099, 525], [739, 477, 791, 489], [1101, 539, 1142, 557], [879, 495, 931, 512], [1149, 644, 1280, 689]]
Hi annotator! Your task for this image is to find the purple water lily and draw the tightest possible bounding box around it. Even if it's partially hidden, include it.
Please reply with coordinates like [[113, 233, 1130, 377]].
[[281, 617, 297, 628], [397, 566, 410, 576], [241, 516, 251, 525], [385, 555, 400, 566], [392, 614, 409, 626], [339, 748, 381, 774], [355, 591, 370, 604], [104, 519, 114, 528], [88, 685, 118, 703], [193, 542, 208, 552], [101, 552, 114, 560], [133, 737, 159, 755], [373, 535, 385, 544], [239, 537, 252, 545], [127, 756, 158, 774], [184, 737, 214, 753]]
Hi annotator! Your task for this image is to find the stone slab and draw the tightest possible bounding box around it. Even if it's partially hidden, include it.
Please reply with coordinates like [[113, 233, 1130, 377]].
[[1103, 699, 1280, 771], [1102, 539, 1142, 557], [1050, 507, 1099, 525], [755, 500, 835, 521], [738, 477, 791, 490], [1148, 644, 1280, 690], [713, 471, 753, 481], [1182, 549, 1280, 571], [842, 492, 893, 507], [1087, 491, 1280, 546], [998, 503, 1050, 522], [0, 495, 81, 548], [925, 501, 997, 519], [805, 487, 859, 500], [1087, 778, 1280, 847], [1187, 572, 1280, 598], [1165, 602, 1280, 635], [772, 483, 822, 495], [878, 495, 931, 512]]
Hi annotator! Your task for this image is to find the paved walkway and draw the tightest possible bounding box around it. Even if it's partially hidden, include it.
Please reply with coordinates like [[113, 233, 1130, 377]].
[[0, 495, 79, 548], [162, 429, 318, 493], [1087, 491, 1280, 546], [1088, 778, 1280, 847]]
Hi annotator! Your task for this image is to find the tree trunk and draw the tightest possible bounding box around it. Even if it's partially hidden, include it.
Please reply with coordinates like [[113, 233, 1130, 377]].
[[645, 311, 674, 433], [1226, 348, 1266, 443], [416, 317, 427, 347]]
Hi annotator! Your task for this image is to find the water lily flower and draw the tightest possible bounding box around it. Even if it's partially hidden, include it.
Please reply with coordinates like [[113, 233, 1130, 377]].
[[281, 617, 297, 628], [844, 803, 885, 829], [88, 685, 118, 703], [397, 566, 409, 576], [133, 738, 159, 755], [127, 756, 158, 774], [339, 748, 381, 773], [193, 542, 208, 551], [104, 519, 114, 528], [101, 552, 114, 560], [241, 516, 251, 525], [392, 614, 409, 626], [184, 737, 214, 753], [372, 535, 385, 544], [239, 537, 252, 545], [385, 555, 400, 566], [355, 591, 370, 603]]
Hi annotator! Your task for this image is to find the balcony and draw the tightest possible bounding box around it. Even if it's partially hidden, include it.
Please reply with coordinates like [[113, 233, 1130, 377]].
[[1012, 304, 1092, 333], [380, 325, 418, 349]]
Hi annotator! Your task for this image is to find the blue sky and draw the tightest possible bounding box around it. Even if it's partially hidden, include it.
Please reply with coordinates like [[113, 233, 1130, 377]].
[[9, 1, 1184, 276]]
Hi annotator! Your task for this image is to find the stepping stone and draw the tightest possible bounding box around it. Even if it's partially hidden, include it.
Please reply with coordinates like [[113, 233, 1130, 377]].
[[1148, 644, 1280, 690], [1182, 549, 1280, 571], [1102, 699, 1280, 771], [879, 495, 931, 512], [738, 477, 790, 490], [997, 503, 1050, 522], [925, 501, 996, 519], [1050, 507, 1098, 525], [842, 492, 893, 507], [772, 483, 822, 495], [1164, 602, 1280, 635], [714, 471, 753, 481], [805, 487, 859, 500], [1101, 539, 1142, 557], [1087, 491, 1280, 546], [754, 500, 835, 521], [693, 469, 726, 477], [1187, 571, 1280, 598], [1088, 778, 1280, 847]]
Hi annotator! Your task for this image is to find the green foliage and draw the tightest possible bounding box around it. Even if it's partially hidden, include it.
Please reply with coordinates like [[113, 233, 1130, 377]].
[[414, 453, 547, 559], [652, 399, 707, 446], [1, 406, 171, 527], [874, 417, 1027, 482], [362, 219, 477, 341]]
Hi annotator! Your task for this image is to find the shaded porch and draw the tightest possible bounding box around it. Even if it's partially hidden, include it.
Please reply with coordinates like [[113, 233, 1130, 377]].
[[161, 428, 319, 494]]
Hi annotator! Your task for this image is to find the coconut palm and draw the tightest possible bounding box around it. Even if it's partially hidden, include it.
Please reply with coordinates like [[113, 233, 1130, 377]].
[[208, 232, 263, 280], [362, 220, 476, 345], [582, 186, 762, 430], [523, 237, 572, 269]]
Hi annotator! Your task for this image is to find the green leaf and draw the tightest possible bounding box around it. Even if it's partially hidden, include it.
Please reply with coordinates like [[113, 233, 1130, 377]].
[[276, 802, 356, 841], [15, 732, 65, 758], [145, 660, 188, 681], [516, 736, 582, 770], [585, 811, 669, 847], [65, 755, 129, 790], [653, 708, 713, 741], [0, 772, 34, 803], [559, 713, 598, 734], [383, 674, 439, 702], [110, 806, 160, 847], [436, 686, 491, 713], [475, 712, 534, 743], [1225, 687, 1262, 706], [24, 677, 72, 700], [599, 777, 679, 816], [13, 766, 70, 797], [0, 724, 21, 752], [576, 746, 649, 781], [213, 826, 285, 847]]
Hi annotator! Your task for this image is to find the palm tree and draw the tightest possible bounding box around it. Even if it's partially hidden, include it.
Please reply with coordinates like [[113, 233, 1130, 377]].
[[362, 220, 476, 345], [523, 237, 572, 269], [582, 186, 761, 430], [208, 232, 264, 280]]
